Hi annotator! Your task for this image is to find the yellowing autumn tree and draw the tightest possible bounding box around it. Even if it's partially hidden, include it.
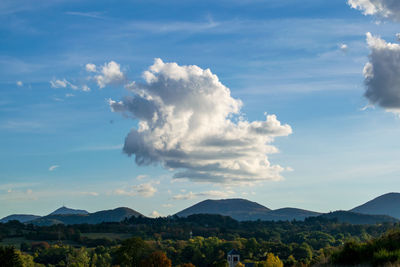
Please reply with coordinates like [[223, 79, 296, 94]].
[[256, 253, 283, 267]]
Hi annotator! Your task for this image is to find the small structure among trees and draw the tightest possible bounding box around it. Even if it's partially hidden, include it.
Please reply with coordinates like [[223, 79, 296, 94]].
[[227, 249, 240, 267]]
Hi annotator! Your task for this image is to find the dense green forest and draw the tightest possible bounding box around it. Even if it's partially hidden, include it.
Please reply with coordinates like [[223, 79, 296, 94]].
[[1, 214, 400, 266]]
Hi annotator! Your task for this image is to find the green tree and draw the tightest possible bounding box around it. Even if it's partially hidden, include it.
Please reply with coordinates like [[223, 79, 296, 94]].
[[0, 246, 23, 267], [256, 253, 283, 267], [142, 251, 172, 267], [292, 243, 312, 263], [114, 237, 150, 267], [67, 247, 90, 267]]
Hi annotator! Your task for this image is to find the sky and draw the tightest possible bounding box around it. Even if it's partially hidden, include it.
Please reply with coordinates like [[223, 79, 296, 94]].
[[1, 0, 400, 218]]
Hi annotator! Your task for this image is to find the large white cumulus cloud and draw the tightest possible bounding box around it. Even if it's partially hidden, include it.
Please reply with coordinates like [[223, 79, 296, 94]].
[[363, 33, 400, 111], [348, 0, 400, 21], [109, 59, 292, 184]]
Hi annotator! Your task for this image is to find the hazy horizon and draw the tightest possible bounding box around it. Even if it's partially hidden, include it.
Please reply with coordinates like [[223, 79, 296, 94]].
[[2, 0, 400, 219]]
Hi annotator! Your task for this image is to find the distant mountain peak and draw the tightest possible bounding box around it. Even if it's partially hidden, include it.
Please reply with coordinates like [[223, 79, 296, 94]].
[[49, 206, 89, 216], [176, 198, 271, 221], [351, 192, 400, 219]]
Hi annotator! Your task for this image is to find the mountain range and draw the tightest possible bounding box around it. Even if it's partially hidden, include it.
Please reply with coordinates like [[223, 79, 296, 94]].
[[0, 207, 142, 226], [175, 199, 321, 221], [2, 192, 400, 225]]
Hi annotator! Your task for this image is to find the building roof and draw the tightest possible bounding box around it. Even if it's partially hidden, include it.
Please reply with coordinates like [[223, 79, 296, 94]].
[[227, 249, 240, 255]]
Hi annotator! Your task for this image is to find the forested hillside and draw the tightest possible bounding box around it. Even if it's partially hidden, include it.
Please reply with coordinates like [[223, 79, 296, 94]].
[[1, 214, 400, 266]]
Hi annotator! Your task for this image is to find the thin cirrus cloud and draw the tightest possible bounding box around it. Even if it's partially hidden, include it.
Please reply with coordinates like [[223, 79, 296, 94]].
[[109, 58, 292, 185], [348, 0, 400, 21], [65, 11, 104, 19], [363, 32, 400, 112]]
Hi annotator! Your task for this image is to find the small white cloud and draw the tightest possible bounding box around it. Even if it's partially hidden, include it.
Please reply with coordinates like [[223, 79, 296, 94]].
[[49, 165, 59, 171], [114, 182, 158, 198], [285, 166, 294, 172], [65, 93, 75, 98], [95, 61, 124, 88], [85, 63, 97, 72], [50, 79, 68, 88], [162, 203, 173, 208], [82, 85, 91, 92], [134, 182, 158, 197], [16, 81, 23, 87], [149, 210, 162, 217], [172, 190, 235, 200], [340, 43, 348, 52]]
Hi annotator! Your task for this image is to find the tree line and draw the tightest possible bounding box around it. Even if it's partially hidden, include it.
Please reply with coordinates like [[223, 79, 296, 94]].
[[1, 214, 400, 266]]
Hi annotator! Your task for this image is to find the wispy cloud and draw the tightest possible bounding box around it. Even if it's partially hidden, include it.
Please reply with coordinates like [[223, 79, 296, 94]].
[[0, 182, 39, 191], [172, 190, 235, 200], [48, 165, 59, 171], [0, 188, 100, 203], [50, 78, 78, 90], [126, 20, 219, 33], [136, 175, 148, 180], [65, 11, 104, 19], [1, 120, 43, 131], [2, 188, 37, 201], [76, 191, 99, 196]]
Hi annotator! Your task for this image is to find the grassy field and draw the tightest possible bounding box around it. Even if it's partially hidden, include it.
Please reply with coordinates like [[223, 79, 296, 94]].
[[0, 233, 131, 248], [80, 232, 132, 240], [1, 237, 82, 247], [0, 237, 27, 247]]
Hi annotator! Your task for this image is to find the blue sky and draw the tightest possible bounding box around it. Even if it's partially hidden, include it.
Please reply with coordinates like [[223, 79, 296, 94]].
[[1, 0, 400, 218]]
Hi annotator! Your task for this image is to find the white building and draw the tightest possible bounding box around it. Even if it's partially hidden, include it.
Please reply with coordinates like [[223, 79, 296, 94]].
[[227, 249, 240, 267]]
